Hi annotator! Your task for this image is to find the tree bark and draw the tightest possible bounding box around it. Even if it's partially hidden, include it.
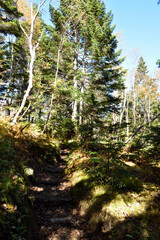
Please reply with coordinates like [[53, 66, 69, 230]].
[[120, 90, 126, 124], [148, 94, 151, 126], [126, 94, 129, 137], [79, 83, 84, 125], [133, 81, 136, 126], [5, 36, 14, 116], [72, 28, 78, 123], [79, 42, 86, 125], [12, 47, 35, 124]]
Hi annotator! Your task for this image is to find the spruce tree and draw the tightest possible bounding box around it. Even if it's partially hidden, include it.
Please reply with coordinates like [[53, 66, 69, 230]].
[[0, 0, 21, 36], [48, 0, 125, 140], [84, 1, 125, 138], [135, 57, 148, 85], [134, 57, 149, 124]]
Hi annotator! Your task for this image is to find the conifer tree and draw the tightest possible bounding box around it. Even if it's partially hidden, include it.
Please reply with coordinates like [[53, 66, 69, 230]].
[[48, 0, 125, 140], [135, 57, 148, 85], [83, 1, 125, 138], [0, 0, 21, 36], [134, 57, 149, 124]]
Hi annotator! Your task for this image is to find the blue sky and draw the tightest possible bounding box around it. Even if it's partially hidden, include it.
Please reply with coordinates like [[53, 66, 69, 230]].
[[105, 0, 160, 73], [39, 0, 160, 73]]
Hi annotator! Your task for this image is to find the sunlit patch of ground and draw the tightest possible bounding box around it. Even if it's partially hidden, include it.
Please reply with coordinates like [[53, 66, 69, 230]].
[[123, 161, 137, 167], [30, 186, 44, 192], [1, 203, 17, 212], [102, 185, 159, 223], [68, 148, 160, 239]]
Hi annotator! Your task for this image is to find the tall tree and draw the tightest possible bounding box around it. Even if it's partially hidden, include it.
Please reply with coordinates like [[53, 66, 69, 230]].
[[134, 57, 149, 124], [48, 0, 125, 139], [12, 0, 50, 124], [79, 0, 125, 139]]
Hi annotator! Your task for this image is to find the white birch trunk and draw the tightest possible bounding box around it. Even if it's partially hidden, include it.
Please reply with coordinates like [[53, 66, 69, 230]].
[[120, 90, 127, 124], [12, 48, 35, 124], [148, 94, 151, 126], [133, 81, 136, 126], [12, 0, 48, 124], [113, 112, 116, 124], [126, 97, 129, 137], [72, 28, 78, 123]]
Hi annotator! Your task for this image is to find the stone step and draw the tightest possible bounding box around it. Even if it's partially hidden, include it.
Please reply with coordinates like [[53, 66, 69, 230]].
[[33, 196, 72, 205], [44, 168, 64, 174], [50, 217, 71, 224], [35, 179, 60, 186]]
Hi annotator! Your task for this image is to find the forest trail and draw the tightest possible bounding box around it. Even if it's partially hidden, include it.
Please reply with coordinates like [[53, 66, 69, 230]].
[[29, 149, 92, 240]]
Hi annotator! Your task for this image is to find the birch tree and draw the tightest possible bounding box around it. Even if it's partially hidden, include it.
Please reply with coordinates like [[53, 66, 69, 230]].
[[42, 2, 82, 132], [127, 48, 140, 126], [12, 0, 52, 124]]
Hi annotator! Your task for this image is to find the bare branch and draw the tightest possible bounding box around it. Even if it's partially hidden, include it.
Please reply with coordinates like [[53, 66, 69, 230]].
[[39, 0, 51, 14], [34, 0, 52, 21], [0, 82, 6, 86], [35, 30, 44, 49], [124, 112, 160, 144], [18, 101, 31, 121], [19, 19, 29, 39]]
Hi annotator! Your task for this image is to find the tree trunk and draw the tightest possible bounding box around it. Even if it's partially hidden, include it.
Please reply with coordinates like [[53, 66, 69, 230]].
[[133, 81, 136, 126], [42, 48, 60, 133], [72, 28, 78, 123], [42, 32, 65, 133], [113, 112, 116, 124], [5, 36, 14, 116], [79, 42, 86, 125], [148, 94, 151, 126], [124, 112, 160, 144], [120, 90, 126, 124], [12, 46, 35, 124], [126, 95, 129, 137], [79, 83, 84, 125], [11, 0, 48, 124]]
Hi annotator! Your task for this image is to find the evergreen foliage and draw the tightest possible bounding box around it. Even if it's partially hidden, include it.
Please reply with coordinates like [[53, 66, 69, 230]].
[[46, 0, 125, 140], [0, 0, 21, 36]]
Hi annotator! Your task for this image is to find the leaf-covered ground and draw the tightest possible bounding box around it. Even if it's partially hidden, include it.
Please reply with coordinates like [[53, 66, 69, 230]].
[[0, 117, 59, 240], [0, 118, 160, 240]]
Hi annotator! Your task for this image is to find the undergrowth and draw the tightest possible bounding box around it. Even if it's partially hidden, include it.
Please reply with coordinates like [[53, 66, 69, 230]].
[[0, 117, 59, 240], [1, 117, 160, 240], [66, 141, 160, 240]]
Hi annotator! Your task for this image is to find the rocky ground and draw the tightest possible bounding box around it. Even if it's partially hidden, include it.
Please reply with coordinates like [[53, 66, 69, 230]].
[[29, 150, 92, 240]]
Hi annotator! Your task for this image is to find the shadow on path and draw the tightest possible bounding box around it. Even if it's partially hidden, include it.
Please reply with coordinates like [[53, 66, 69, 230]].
[[28, 150, 92, 240]]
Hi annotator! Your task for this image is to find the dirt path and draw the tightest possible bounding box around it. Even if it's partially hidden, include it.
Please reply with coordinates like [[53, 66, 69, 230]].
[[29, 150, 92, 240]]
